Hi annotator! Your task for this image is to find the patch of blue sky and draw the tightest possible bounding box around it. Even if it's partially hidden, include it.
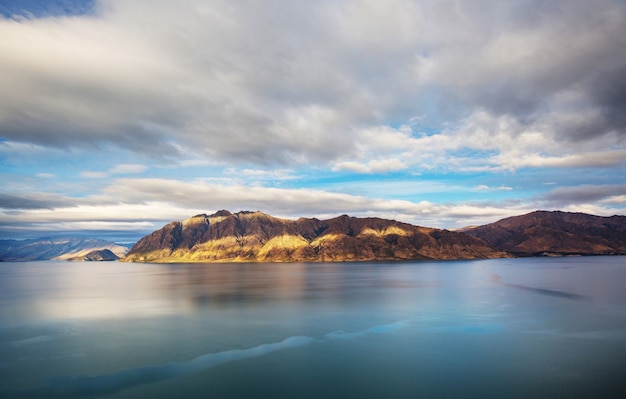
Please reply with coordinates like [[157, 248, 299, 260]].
[[509, 166, 622, 192], [2, 149, 106, 180], [0, 144, 151, 199], [301, 170, 521, 204], [383, 120, 445, 139], [449, 147, 502, 162], [0, 0, 97, 19], [384, 111, 447, 137]]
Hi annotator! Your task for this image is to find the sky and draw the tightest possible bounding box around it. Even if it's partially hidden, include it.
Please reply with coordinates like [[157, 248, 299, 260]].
[[1, 0, 625, 242]]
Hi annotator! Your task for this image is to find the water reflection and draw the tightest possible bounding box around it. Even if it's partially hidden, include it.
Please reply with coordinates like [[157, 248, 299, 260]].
[[159, 263, 434, 311], [490, 274, 586, 300], [0, 262, 437, 324], [1, 258, 624, 399]]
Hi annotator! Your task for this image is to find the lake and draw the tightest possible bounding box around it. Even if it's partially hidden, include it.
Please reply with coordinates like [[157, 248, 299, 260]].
[[0, 257, 625, 398]]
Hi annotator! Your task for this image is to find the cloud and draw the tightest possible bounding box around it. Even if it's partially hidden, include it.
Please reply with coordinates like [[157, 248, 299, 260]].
[[540, 184, 626, 206], [0, 177, 532, 237], [109, 163, 148, 174], [1, 1, 625, 241], [333, 159, 407, 174], [80, 171, 108, 179], [0, 0, 623, 171], [0, 192, 73, 210], [603, 195, 626, 205], [4, 177, 625, 240], [520, 184, 626, 218], [473, 185, 512, 192], [79, 164, 148, 179]]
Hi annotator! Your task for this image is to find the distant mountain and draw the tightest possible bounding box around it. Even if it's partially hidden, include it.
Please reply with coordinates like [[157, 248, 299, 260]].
[[464, 211, 626, 256], [123, 210, 508, 263], [67, 249, 120, 262], [0, 238, 130, 262]]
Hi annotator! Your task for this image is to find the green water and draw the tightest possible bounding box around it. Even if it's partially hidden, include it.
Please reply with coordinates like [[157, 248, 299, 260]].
[[1, 257, 625, 398]]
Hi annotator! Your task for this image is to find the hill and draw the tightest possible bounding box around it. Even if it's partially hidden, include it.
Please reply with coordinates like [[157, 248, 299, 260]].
[[464, 210, 626, 256], [66, 249, 120, 261], [0, 238, 130, 262], [123, 210, 508, 263]]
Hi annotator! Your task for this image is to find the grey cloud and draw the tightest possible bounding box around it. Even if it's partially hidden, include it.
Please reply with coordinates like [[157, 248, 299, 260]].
[[588, 66, 626, 139], [0, 193, 74, 210], [541, 184, 626, 206], [0, 0, 362, 164], [0, 0, 625, 167], [99, 178, 535, 228], [6, 177, 624, 241], [419, 0, 626, 139]]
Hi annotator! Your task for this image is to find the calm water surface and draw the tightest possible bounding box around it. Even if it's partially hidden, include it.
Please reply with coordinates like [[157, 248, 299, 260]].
[[1, 257, 625, 398]]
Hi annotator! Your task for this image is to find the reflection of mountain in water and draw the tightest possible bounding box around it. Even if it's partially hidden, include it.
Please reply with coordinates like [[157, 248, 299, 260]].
[[156, 263, 432, 311]]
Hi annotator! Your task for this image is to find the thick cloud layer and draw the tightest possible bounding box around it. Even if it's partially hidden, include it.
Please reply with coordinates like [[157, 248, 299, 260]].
[[1, 0, 625, 240], [1, 0, 624, 169]]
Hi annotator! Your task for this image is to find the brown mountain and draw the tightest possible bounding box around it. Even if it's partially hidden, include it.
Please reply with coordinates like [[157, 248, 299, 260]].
[[123, 210, 508, 263], [464, 210, 626, 256]]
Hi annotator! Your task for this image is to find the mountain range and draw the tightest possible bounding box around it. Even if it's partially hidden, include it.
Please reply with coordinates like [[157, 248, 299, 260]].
[[123, 210, 626, 263], [0, 238, 130, 262], [123, 210, 509, 263], [3, 210, 624, 263], [463, 210, 626, 256]]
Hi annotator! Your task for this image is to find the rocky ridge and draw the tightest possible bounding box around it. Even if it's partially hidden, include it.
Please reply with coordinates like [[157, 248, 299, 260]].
[[464, 210, 626, 256], [123, 210, 508, 263]]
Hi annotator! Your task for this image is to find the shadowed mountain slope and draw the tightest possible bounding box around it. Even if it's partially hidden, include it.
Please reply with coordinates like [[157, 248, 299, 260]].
[[124, 210, 508, 263], [464, 210, 626, 256]]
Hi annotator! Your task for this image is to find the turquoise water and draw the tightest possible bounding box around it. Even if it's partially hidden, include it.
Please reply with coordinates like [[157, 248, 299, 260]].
[[1, 257, 625, 398]]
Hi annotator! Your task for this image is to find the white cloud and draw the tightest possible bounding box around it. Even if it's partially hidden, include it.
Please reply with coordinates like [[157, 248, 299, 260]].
[[91, 178, 626, 227], [473, 184, 513, 192], [603, 195, 626, 205], [78, 164, 148, 179], [488, 148, 626, 171], [80, 171, 108, 179], [333, 158, 407, 174], [3, 177, 626, 239], [0, 177, 511, 233], [224, 168, 299, 183], [109, 163, 148, 174], [560, 203, 626, 217]]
